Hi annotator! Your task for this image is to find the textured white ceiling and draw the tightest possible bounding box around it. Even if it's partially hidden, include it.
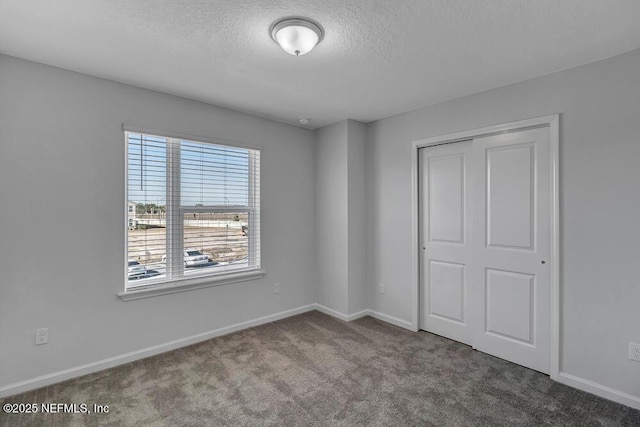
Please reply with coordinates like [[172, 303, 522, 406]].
[[1, 0, 640, 128]]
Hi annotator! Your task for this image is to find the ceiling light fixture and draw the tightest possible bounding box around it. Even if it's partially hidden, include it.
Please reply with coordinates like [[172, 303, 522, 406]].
[[270, 17, 324, 56]]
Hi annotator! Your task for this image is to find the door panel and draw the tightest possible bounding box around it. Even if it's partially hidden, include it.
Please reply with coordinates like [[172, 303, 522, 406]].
[[428, 260, 465, 323], [419, 142, 474, 346], [473, 128, 550, 373], [428, 155, 465, 243], [485, 268, 534, 344], [486, 144, 535, 250], [420, 126, 551, 374]]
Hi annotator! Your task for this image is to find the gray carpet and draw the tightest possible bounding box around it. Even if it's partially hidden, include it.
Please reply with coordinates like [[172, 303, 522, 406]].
[[1, 311, 639, 426]]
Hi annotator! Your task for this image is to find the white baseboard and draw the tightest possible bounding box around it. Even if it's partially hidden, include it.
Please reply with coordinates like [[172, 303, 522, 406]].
[[0, 304, 316, 399], [14, 304, 635, 413], [0, 304, 403, 399], [311, 305, 414, 331], [366, 310, 414, 331], [313, 304, 349, 321], [557, 372, 640, 410], [346, 310, 369, 321]]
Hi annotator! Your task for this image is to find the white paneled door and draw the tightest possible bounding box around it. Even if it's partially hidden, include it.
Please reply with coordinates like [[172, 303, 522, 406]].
[[419, 127, 550, 374], [419, 140, 476, 346]]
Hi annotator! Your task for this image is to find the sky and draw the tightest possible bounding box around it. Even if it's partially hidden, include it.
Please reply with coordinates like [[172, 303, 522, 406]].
[[127, 133, 251, 207]]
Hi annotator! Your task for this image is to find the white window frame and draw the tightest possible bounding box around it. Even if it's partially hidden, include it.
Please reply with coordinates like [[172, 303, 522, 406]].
[[120, 126, 264, 301]]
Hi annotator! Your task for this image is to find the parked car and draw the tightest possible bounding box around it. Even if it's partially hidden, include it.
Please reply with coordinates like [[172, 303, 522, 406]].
[[127, 260, 147, 279], [162, 249, 209, 267], [184, 249, 209, 266]]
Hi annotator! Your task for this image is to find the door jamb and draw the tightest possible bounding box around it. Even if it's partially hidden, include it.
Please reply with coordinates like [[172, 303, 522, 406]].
[[410, 114, 560, 380]]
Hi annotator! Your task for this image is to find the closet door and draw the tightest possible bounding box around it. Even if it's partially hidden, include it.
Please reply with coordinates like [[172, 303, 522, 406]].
[[419, 140, 475, 346], [471, 128, 550, 374], [419, 127, 551, 374]]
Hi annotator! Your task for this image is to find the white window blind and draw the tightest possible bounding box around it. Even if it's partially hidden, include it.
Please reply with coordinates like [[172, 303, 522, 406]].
[[125, 131, 260, 291]]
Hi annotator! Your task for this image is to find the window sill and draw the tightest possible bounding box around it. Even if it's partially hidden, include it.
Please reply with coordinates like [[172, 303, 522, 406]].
[[118, 269, 266, 301]]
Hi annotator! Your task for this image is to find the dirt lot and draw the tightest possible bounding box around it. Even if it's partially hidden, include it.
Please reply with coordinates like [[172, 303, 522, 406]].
[[128, 226, 247, 264]]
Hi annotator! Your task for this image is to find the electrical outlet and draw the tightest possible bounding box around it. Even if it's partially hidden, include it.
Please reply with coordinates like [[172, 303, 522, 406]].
[[35, 328, 48, 345], [629, 343, 640, 362], [379, 283, 385, 294], [273, 283, 280, 294]]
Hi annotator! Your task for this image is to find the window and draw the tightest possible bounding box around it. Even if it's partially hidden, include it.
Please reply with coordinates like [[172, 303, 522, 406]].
[[124, 131, 261, 295]]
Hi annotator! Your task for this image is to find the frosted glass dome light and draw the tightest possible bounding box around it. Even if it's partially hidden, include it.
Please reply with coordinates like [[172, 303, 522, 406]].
[[270, 17, 324, 56]]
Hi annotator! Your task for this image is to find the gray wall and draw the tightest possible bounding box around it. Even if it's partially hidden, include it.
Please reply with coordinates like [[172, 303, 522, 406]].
[[347, 120, 366, 315], [2, 47, 640, 406], [314, 121, 349, 314], [0, 55, 316, 388], [365, 49, 640, 400], [314, 120, 367, 317]]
